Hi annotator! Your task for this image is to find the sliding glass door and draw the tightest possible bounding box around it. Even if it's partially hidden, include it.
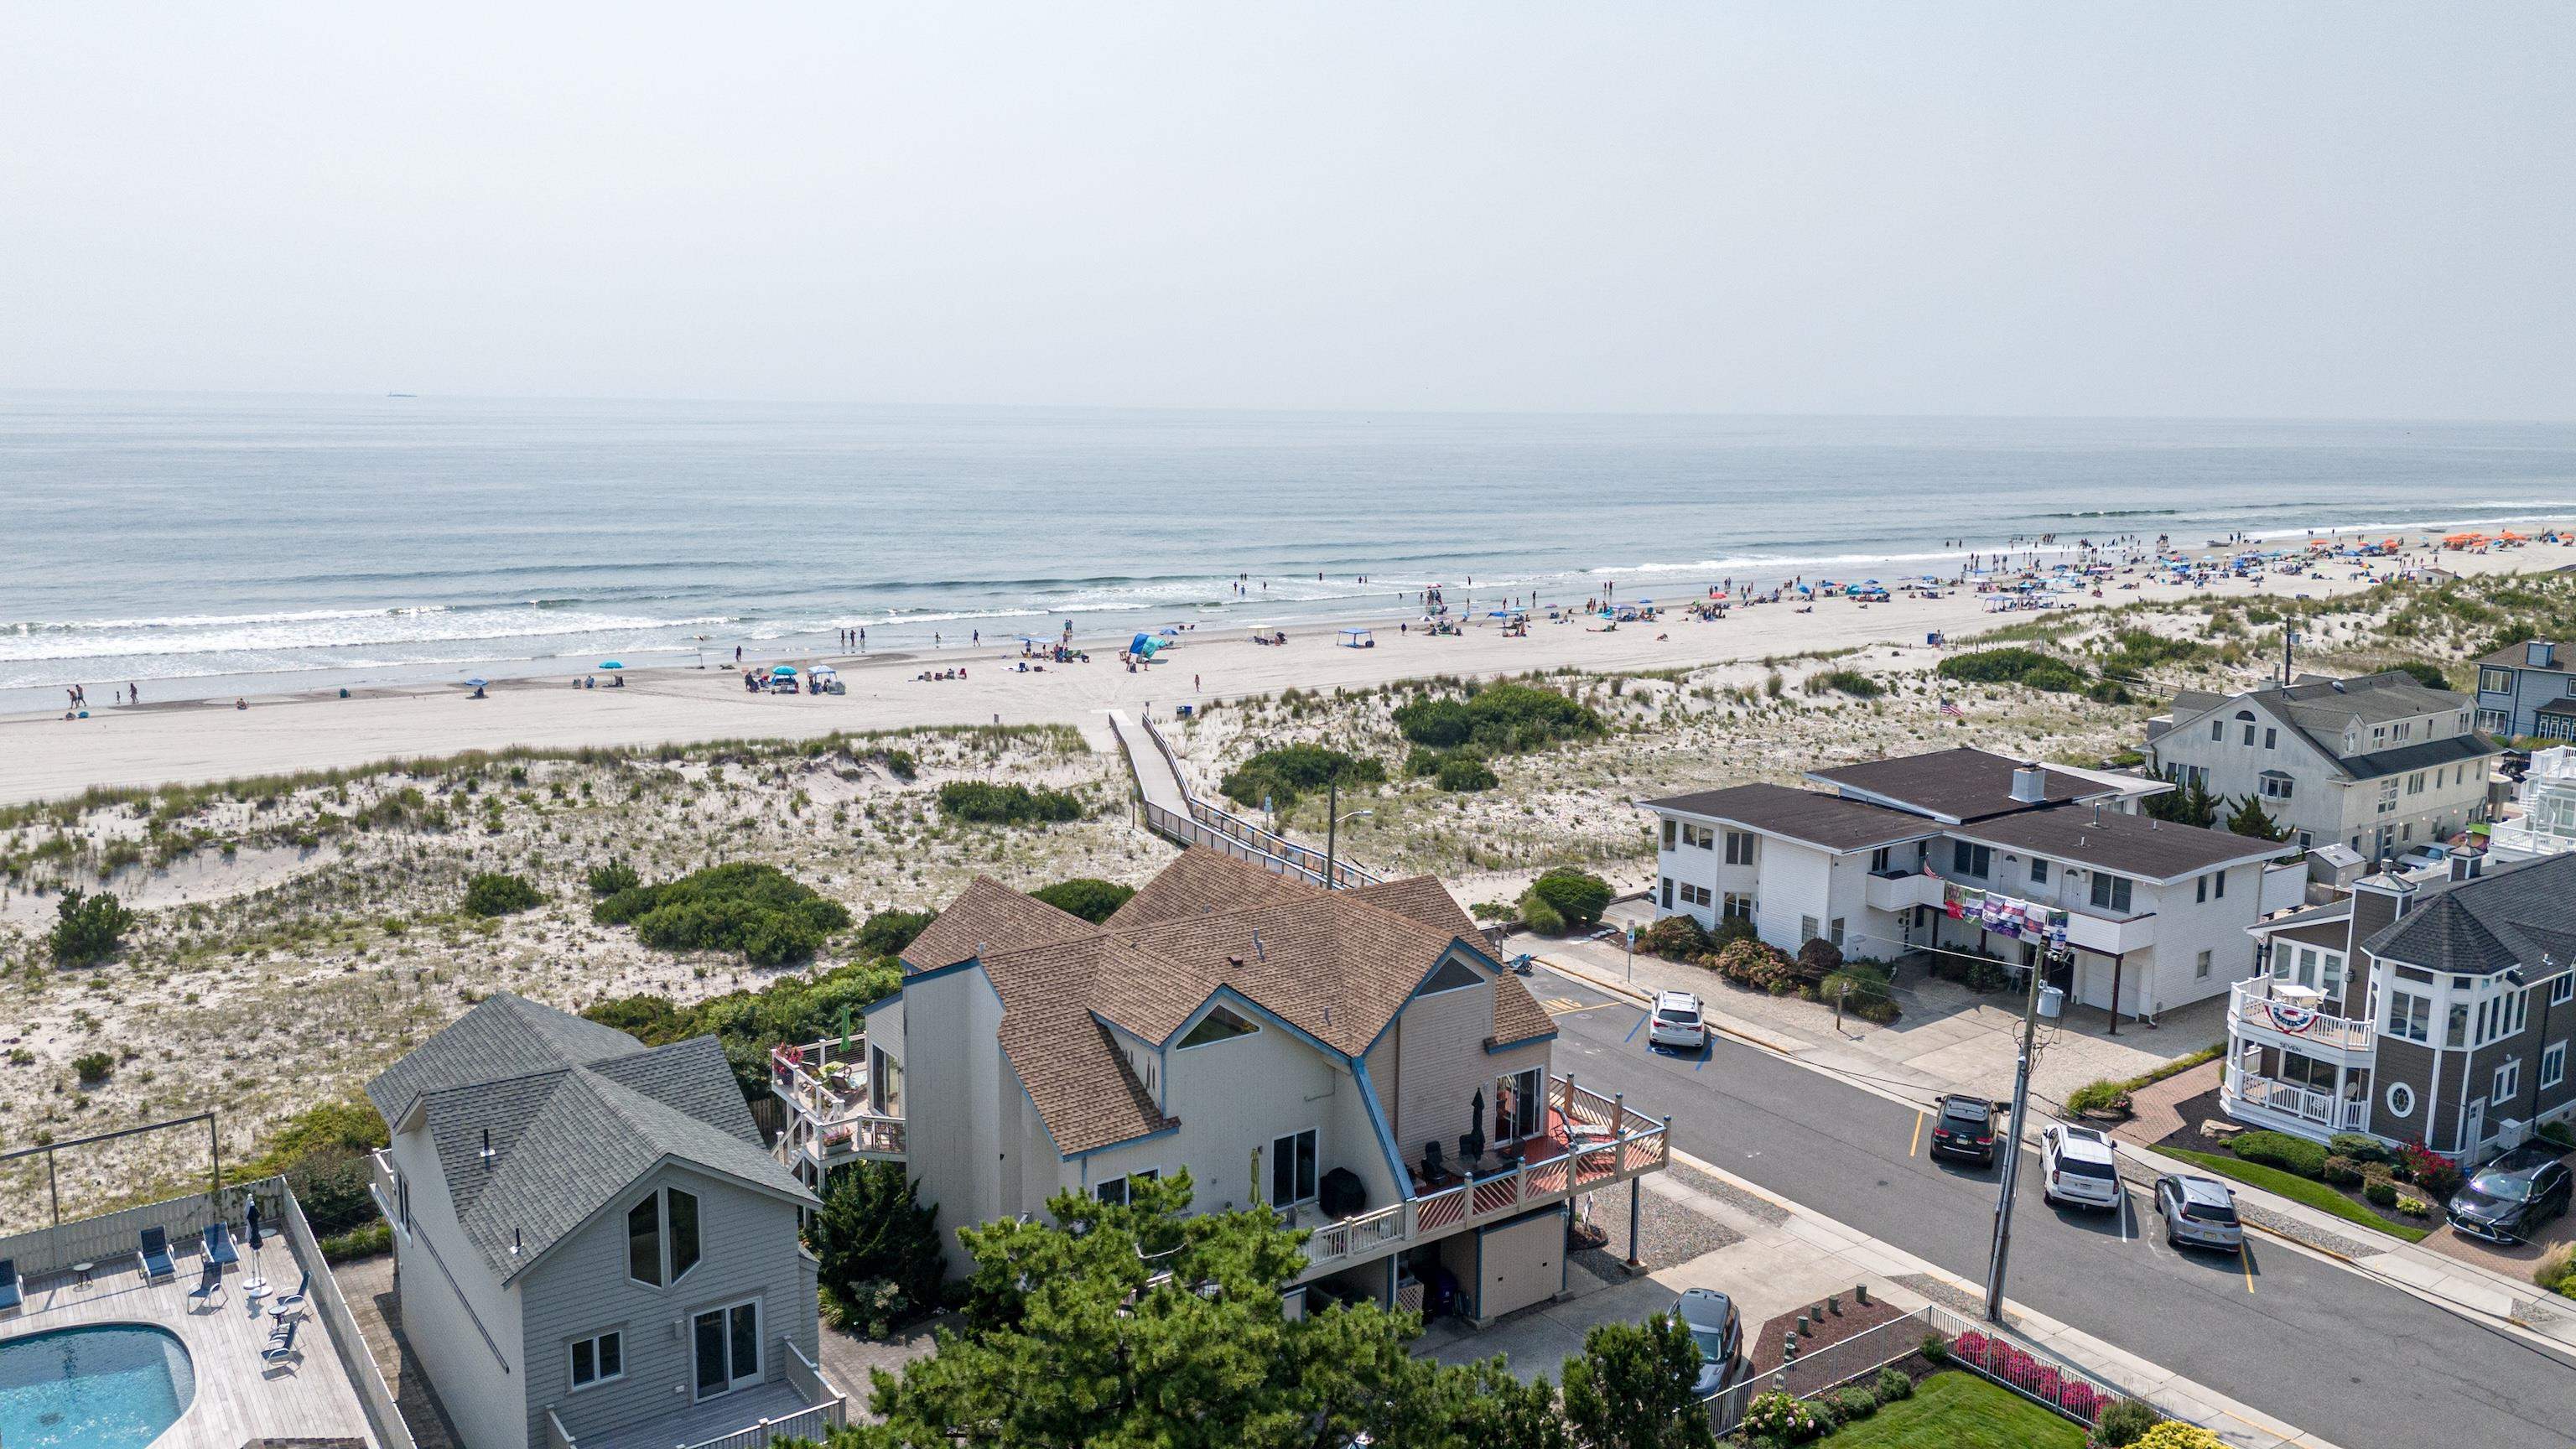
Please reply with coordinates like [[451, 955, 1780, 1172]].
[[692, 1301, 761, 1400]]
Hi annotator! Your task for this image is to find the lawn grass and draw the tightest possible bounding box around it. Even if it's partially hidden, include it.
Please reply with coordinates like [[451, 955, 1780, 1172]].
[[2159, 1147, 2431, 1243], [1819, 1371, 2085, 1448]]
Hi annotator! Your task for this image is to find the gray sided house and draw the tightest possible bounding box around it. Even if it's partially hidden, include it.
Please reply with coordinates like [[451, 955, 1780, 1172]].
[[2143, 671, 2497, 860], [2473, 638, 2576, 741], [2231, 853, 2576, 1159], [366, 994, 832, 1449]]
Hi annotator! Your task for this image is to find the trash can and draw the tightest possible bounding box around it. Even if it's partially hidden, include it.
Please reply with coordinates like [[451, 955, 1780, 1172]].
[[2038, 984, 2065, 1019]]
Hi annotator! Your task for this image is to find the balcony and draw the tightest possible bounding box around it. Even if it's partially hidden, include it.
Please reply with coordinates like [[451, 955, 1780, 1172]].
[[2063, 906, 2155, 955], [2222, 1062, 2369, 1134], [564, 1340, 846, 1449], [2229, 979, 2375, 1056], [1865, 870, 1945, 913], [1297, 1077, 1668, 1272], [771, 1040, 905, 1171]]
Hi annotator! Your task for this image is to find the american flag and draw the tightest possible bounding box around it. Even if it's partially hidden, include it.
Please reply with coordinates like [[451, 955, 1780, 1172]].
[[1939, 694, 1966, 719]]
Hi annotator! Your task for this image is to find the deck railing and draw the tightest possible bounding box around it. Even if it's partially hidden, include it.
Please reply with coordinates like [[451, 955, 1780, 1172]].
[[771, 1041, 906, 1162], [278, 1182, 420, 1449], [2231, 979, 2376, 1053], [544, 1407, 579, 1449], [2222, 1063, 2369, 1131]]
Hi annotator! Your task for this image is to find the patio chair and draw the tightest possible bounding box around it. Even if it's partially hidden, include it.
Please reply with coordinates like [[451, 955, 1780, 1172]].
[[138, 1227, 176, 1281], [202, 1221, 239, 1270], [262, 1318, 300, 1364], [186, 1260, 224, 1308], [267, 1269, 310, 1324], [0, 1258, 18, 1312]]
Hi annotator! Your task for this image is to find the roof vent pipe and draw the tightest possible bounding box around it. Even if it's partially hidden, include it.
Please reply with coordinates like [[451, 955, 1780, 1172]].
[[1252, 931, 1265, 962], [2010, 765, 2048, 804], [480, 1128, 496, 1167]]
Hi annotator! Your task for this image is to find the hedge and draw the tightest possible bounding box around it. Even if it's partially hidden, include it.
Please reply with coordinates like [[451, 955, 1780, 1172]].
[[2231, 1130, 2329, 1179]]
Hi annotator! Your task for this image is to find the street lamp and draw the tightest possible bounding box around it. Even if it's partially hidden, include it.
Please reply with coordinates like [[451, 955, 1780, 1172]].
[[1322, 776, 1372, 891]]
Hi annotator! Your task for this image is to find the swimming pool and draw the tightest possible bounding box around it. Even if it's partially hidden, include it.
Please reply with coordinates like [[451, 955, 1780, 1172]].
[[0, 1322, 196, 1449]]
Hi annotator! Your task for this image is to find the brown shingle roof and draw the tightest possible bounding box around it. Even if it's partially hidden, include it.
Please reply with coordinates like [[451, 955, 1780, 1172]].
[[917, 848, 1499, 1155]]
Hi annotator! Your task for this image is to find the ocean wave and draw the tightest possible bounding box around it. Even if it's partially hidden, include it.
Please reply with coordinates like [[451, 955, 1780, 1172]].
[[2040, 508, 2179, 519], [0, 608, 741, 663]]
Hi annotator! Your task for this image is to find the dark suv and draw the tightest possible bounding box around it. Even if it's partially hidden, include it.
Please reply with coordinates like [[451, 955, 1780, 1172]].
[[2447, 1142, 2573, 1244], [1929, 1093, 2001, 1166]]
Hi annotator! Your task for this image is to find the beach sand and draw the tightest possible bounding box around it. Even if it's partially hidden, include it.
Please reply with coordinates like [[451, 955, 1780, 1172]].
[[9, 531, 2569, 807]]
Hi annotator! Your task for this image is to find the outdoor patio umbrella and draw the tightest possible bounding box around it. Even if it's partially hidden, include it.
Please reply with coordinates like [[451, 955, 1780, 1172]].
[[242, 1196, 267, 1295]]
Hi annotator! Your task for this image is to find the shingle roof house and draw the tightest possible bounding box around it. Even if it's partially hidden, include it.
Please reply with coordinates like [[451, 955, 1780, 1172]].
[[787, 847, 1664, 1325], [368, 995, 834, 1449]]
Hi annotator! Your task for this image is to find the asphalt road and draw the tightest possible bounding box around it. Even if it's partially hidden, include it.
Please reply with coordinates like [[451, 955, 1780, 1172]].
[[1539, 974, 2576, 1449]]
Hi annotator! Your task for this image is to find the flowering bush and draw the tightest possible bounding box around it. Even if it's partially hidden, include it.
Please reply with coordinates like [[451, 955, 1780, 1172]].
[[2132, 1422, 2227, 1449], [1738, 1389, 1825, 1443], [1713, 938, 1799, 991], [2397, 1140, 2462, 1198], [1950, 1327, 2111, 1425]]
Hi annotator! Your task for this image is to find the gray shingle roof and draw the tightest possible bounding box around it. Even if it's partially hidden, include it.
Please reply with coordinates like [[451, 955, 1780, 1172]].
[[1956, 804, 2294, 882], [1641, 782, 1936, 851], [1805, 747, 2111, 823], [2332, 733, 2500, 782], [2363, 853, 2576, 977], [369, 994, 812, 1281]]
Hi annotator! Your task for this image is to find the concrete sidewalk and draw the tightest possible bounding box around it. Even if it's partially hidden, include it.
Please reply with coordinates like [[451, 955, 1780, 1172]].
[[1525, 933, 2576, 1362], [1423, 1141, 2343, 1449]]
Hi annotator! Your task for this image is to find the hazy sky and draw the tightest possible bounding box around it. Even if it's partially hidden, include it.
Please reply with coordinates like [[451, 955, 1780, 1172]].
[[5, 4, 2571, 417]]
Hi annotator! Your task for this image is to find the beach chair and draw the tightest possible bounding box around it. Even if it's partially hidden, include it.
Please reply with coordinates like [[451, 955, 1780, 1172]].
[[186, 1260, 224, 1308], [138, 1227, 177, 1280], [0, 1258, 18, 1312], [267, 1269, 310, 1323], [202, 1221, 239, 1270], [262, 1318, 300, 1364]]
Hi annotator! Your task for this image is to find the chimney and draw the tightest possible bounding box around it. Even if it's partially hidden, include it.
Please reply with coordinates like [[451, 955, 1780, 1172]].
[[2010, 764, 2047, 804], [2350, 872, 2416, 953], [2530, 641, 2556, 668], [1226, 954, 1244, 969]]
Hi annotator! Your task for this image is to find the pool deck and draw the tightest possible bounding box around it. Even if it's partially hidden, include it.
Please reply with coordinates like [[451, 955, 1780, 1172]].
[[2, 1245, 375, 1448]]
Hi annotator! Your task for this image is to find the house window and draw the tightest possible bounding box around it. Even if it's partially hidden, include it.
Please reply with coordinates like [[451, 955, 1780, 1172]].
[[2088, 873, 2132, 914], [1270, 1129, 1319, 1204], [1661, 878, 1674, 909], [2264, 727, 2277, 750], [2493, 1060, 2521, 1104], [2377, 782, 2397, 814], [2385, 1082, 2416, 1118], [1500, 1067, 1543, 1140], [1681, 882, 1712, 907], [870, 1045, 904, 1118], [1661, 819, 1677, 849], [1681, 823, 1715, 850], [1097, 1167, 1161, 1206], [569, 1330, 625, 1390], [1722, 892, 1753, 922], [2210, 720, 2224, 742], [2371, 726, 2387, 747], [2446, 1001, 2470, 1049], [2543, 1041, 2568, 1091], [2028, 859, 2049, 885], [2406, 771, 2426, 796], [1179, 1005, 1259, 1048], [1951, 841, 1993, 878], [1800, 915, 1820, 944], [2479, 666, 2513, 694], [2195, 950, 2212, 979], [627, 1188, 700, 1287], [2385, 991, 2432, 1044], [1723, 830, 1756, 865], [1870, 847, 1892, 873], [2552, 974, 2574, 1006], [1829, 918, 1846, 951], [2213, 870, 2225, 899], [2259, 771, 2294, 801], [2479, 709, 2509, 733]]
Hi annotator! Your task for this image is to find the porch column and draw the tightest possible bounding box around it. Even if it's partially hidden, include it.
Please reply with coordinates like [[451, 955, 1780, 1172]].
[[1628, 1178, 1643, 1270], [2333, 1062, 2348, 1130]]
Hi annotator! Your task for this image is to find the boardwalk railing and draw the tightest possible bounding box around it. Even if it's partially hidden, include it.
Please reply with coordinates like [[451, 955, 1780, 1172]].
[[1133, 714, 1381, 889]]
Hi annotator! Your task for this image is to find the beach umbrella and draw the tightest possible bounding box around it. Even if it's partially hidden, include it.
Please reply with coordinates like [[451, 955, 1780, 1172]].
[[772, 664, 798, 677], [243, 1196, 268, 1295], [599, 660, 623, 670], [464, 678, 488, 688]]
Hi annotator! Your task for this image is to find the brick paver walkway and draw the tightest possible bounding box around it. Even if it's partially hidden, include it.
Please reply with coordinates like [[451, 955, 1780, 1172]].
[[2111, 1059, 2221, 1150]]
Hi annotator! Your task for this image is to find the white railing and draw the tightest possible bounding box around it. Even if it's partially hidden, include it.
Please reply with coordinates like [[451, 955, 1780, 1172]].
[[2222, 1064, 2370, 1131], [771, 1041, 906, 1162], [545, 1407, 579, 1449], [682, 1400, 845, 1449], [2231, 979, 2376, 1053], [1136, 715, 1380, 889], [1300, 1074, 1669, 1269]]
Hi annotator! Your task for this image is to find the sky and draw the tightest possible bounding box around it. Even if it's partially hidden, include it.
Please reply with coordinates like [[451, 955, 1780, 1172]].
[[3, 4, 2572, 418]]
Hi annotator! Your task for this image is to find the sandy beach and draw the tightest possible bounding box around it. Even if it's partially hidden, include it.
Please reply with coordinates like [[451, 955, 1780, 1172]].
[[11, 527, 2571, 808]]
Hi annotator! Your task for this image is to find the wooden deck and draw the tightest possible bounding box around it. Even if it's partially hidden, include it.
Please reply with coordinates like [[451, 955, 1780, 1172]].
[[0, 1244, 376, 1449], [584, 1379, 818, 1449]]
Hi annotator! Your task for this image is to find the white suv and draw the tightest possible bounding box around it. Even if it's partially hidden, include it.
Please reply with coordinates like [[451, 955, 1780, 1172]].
[[2040, 1123, 2122, 1211], [1648, 990, 1707, 1052]]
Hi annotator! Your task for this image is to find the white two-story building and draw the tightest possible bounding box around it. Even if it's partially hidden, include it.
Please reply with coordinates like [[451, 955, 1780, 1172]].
[[1643, 747, 2306, 1026], [768, 848, 1668, 1324]]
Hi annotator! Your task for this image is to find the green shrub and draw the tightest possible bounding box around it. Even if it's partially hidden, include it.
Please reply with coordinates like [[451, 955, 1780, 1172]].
[[48, 888, 135, 966], [2066, 1079, 2132, 1116], [1518, 892, 1566, 936], [938, 781, 1084, 826], [587, 861, 641, 896], [320, 1219, 393, 1264], [2537, 1119, 2573, 1149], [1435, 754, 1498, 792], [858, 907, 936, 958], [1873, 1366, 1913, 1404], [286, 1148, 379, 1237], [2092, 1398, 2159, 1447], [1528, 868, 1612, 928], [1936, 646, 2092, 694], [71, 1052, 112, 1085], [1795, 937, 1844, 978], [594, 862, 852, 966], [1392, 682, 1604, 755], [1805, 668, 1883, 699], [1030, 878, 1135, 924], [1714, 938, 1798, 991], [2534, 1242, 2575, 1300], [1639, 914, 1715, 960], [1919, 1332, 1950, 1365], [2327, 1132, 2387, 1163], [2321, 1155, 2364, 1187], [809, 1161, 948, 1334], [1218, 744, 1384, 810], [1830, 1385, 1878, 1422], [2364, 1179, 2399, 1208], [2232, 1130, 2329, 1179], [462, 871, 543, 917]]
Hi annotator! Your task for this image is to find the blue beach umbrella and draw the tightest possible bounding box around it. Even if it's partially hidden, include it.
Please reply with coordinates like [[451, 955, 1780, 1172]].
[[464, 678, 488, 688], [772, 665, 799, 677], [599, 660, 623, 670]]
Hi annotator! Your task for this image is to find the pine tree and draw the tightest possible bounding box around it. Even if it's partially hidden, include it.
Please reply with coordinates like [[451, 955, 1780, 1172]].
[[2226, 793, 2291, 842], [1560, 1314, 1718, 1449], [809, 1162, 947, 1332]]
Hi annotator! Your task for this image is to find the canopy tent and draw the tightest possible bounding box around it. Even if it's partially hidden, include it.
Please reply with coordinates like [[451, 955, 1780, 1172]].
[[1337, 627, 1376, 648], [1129, 633, 1166, 658]]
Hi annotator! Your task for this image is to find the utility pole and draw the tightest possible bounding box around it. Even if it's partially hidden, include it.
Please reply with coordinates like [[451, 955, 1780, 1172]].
[[2282, 628, 2297, 686], [1984, 945, 2053, 1322], [1324, 776, 1338, 891]]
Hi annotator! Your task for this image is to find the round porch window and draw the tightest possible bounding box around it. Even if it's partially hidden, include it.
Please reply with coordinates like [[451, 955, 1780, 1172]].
[[2384, 1083, 2415, 1118]]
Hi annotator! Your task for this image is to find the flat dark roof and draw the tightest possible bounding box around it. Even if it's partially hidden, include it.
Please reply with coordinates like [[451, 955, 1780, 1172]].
[[1957, 804, 2292, 882], [1807, 747, 2111, 823], [1643, 782, 1934, 853]]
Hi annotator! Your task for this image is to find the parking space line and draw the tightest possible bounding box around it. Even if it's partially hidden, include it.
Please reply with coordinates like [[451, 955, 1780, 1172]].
[[1623, 1013, 1647, 1043], [2240, 1241, 2257, 1294], [1909, 1111, 1925, 1158]]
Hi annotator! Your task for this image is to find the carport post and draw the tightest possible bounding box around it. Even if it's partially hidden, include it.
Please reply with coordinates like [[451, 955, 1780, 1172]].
[[1628, 1178, 1642, 1269]]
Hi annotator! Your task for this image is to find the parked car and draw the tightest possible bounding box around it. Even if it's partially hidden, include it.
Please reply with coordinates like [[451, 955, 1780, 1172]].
[[2447, 1141, 2574, 1244], [1675, 1287, 1740, 1397], [2396, 844, 2452, 873], [1928, 1093, 2000, 1166], [1648, 990, 1707, 1052], [2153, 1174, 2243, 1252], [2040, 1123, 2122, 1211]]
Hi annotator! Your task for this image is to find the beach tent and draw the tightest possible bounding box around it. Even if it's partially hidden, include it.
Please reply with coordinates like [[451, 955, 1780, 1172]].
[[1337, 627, 1376, 648], [1129, 633, 1166, 658]]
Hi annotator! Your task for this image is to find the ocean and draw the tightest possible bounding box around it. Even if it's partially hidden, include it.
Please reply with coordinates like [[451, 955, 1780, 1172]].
[[8, 392, 2576, 712]]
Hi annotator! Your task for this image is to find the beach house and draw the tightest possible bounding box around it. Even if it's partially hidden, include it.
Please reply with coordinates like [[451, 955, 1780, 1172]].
[[1641, 747, 2304, 1026], [766, 847, 1669, 1324], [2231, 853, 2576, 1158], [2473, 638, 2576, 740], [366, 995, 840, 1449], [2142, 672, 2499, 859], [2486, 745, 2576, 864]]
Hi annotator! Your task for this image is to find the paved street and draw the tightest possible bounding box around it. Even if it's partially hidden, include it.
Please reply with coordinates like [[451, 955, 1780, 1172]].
[[1537, 973, 2576, 1449]]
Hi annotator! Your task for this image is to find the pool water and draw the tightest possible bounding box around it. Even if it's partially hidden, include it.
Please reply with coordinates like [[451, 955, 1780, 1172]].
[[0, 1323, 195, 1449]]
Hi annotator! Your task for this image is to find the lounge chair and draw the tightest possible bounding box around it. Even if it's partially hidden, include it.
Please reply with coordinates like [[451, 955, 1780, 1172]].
[[0, 1258, 18, 1311], [267, 1269, 309, 1322], [186, 1261, 223, 1307], [261, 1318, 300, 1363], [202, 1222, 239, 1269], [138, 1227, 176, 1281]]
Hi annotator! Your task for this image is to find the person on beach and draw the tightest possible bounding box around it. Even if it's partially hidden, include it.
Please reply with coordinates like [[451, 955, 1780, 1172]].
[[735, 645, 743, 664]]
